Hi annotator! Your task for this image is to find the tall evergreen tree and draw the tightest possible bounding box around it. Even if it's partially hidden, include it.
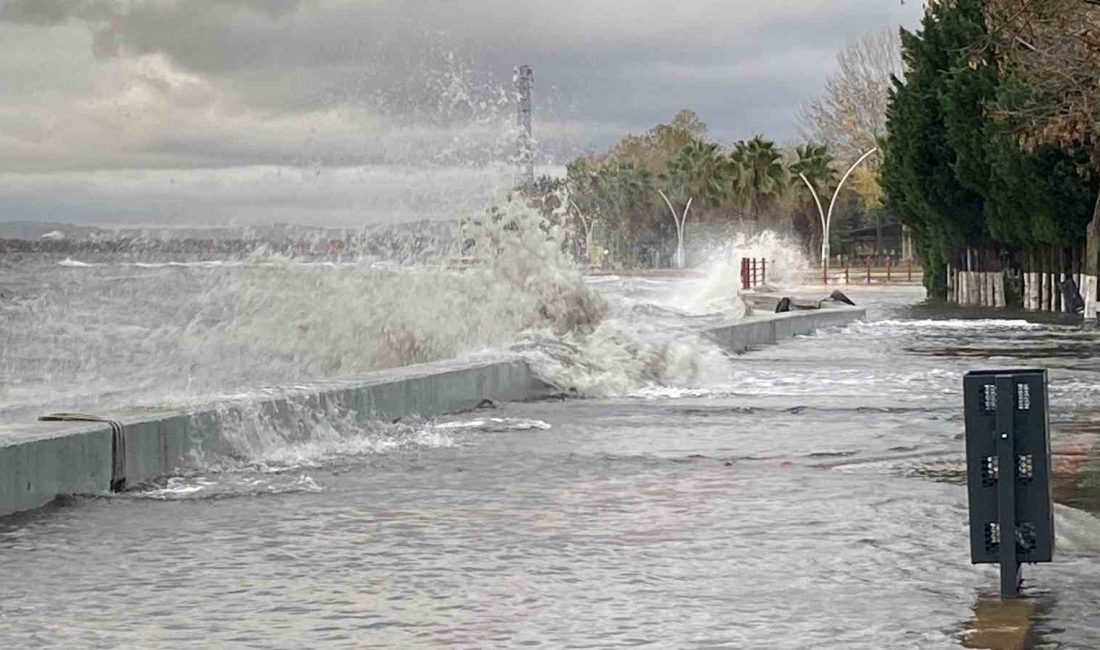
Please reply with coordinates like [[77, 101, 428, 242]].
[[881, 0, 1097, 296], [882, 1, 986, 294]]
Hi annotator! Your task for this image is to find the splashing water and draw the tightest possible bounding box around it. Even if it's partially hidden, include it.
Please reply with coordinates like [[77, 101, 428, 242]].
[[508, 231, 811, 397], [682, 230, 812, 313], [206, 200, 605, 377], [0, 199, 605, 421], [1, 208, 814, 468]]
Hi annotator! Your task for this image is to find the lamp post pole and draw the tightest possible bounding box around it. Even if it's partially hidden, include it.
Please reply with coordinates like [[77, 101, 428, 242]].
[[658, 190, 693, 269], [798, 146, 879, 278]]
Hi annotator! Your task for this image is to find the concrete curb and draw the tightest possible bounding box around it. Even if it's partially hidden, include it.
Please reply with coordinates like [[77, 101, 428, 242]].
[[0, 306, 865, 518], [1, 356, 546, 517], [704, 305, 865, 353]]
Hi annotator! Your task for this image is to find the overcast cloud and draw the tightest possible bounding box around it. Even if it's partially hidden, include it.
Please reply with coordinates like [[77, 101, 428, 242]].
[[0, 0, 922, 227]]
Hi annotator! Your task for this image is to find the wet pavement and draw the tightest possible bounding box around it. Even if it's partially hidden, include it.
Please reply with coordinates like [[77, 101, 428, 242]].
[[2, 286, 1100, 648]]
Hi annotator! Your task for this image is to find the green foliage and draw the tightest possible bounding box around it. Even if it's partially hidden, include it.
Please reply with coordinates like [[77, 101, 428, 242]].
[[662, 139, 728, 209], [562, 111, 877, 267], [882, 0, 985, 275], [985, 132, 1097, 246], [730, 135, 788, 220], [790, 143, 837, 205], [881, 0, 1097, 295], [606, 109, 708, 177]]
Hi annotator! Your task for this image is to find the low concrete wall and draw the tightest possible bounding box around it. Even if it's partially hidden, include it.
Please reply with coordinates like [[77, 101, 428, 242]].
[[0, 421, 113, 517], [703, 305, 865, 353], [0, 356, 546, 517], [0, 307, 865, 518]]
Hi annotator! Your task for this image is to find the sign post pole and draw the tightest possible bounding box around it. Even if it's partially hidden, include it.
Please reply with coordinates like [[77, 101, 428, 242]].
[[994, 374, 1020, 596]]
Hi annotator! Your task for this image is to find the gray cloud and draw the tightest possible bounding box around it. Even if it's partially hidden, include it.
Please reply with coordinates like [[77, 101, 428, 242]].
[[0, 164, 523, 227], [0, 0, 109, 25], [0, 0, 922, 225]]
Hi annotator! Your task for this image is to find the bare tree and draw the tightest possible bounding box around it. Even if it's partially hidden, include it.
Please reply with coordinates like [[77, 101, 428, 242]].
[[984, 0, 1100, 273], [985, 0, 1100, 153], [797, 29, 903, 167]]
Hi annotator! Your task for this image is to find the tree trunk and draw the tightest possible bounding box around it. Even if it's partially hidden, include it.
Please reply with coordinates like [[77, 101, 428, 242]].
[[1086, 190, 1100, 277], [1052, 245, 1062, 312]]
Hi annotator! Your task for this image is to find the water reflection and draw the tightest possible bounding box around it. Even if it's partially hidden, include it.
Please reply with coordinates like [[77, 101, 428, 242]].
[[961, 591, 1047, 649], [1051, 419, 1100, 515]]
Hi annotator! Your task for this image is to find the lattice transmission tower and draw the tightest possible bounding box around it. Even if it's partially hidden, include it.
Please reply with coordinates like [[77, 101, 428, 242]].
[[514, 65, 534, 188]]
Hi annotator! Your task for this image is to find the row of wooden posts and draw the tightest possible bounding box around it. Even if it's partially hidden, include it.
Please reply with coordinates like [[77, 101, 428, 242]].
[[945, 245, 1098, 316]]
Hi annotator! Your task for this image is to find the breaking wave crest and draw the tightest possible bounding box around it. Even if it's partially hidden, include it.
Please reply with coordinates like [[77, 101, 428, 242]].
[[3, 199, 809, 446], [1, 200, 606, 419], [205, 201, 606, 376]]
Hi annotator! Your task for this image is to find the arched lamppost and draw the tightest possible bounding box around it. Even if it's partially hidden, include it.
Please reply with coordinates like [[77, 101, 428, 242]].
[[797, 146, 879, 279]]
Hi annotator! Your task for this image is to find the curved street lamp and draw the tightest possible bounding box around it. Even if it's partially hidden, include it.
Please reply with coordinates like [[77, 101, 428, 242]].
[[798, 146, 879, 276], [657, 189, 693, 269], [568, 200, 596, 266]]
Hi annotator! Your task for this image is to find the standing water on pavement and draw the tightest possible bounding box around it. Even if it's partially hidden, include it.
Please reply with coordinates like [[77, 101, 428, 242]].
[[2, 282, 1100, 648]]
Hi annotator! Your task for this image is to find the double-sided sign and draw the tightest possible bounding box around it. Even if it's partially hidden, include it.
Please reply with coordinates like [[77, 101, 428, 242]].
[[963, 369, 1054, 596]]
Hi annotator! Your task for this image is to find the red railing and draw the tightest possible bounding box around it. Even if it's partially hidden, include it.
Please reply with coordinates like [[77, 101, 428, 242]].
[[740, 257, 767, 290]]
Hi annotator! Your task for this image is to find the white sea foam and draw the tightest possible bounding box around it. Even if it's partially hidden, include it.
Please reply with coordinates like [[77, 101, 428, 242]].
[[848, 319, 1045, 334], [435, 417, 552, 431], [57, 257, 96, 267], [7, 205, 816, 467], [678, 230, 810, 315]]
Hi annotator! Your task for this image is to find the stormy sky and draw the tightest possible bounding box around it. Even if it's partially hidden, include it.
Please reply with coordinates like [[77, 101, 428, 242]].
[[0, 0, 922, 228]]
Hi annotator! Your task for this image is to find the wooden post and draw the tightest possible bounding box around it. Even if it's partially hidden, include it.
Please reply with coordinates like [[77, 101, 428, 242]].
[[1040, 247, 1046, 311], [866, 258, 871, 284], [1071, 245, 1078, 313], [845, 258, 850, 284], [1023, 248, 1031, 310], [1042, 248, 1050, 311], [949, 262, 956, 303], [762, 258, 767, 285], [1053, 246, 1062, 312], [1034, 248, 1039, 311], [887, 257, 892, 283], [907, 257, 912, 282], [947, 262, 952, 302]]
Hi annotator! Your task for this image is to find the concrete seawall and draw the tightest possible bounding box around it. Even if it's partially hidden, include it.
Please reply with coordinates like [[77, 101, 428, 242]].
[[1, 356, 545, 518], [0, 306, 865, 518], [704, 305, 864, 353]]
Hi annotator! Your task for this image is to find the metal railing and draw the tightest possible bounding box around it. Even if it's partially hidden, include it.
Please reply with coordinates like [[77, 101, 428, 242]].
[[824, 257, 922, 285], [741, 257, 767, 290]]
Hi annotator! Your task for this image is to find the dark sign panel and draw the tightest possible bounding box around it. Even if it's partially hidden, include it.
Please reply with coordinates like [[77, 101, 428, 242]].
[[963, 370, 1054, 594]]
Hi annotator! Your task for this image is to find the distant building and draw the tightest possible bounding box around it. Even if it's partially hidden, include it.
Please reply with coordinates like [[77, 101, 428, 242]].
[[836, 222, 914, 262]]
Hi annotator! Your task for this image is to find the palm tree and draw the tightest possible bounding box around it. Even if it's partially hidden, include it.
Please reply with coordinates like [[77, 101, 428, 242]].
[[730, 135, 788, 221], [666, 139, 728, 209], [658, 139, 727, 267], [790, 143, 836, 192]]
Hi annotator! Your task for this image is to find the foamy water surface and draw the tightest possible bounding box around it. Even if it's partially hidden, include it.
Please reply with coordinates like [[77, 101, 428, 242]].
[[4, 246, 1100, 647]]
